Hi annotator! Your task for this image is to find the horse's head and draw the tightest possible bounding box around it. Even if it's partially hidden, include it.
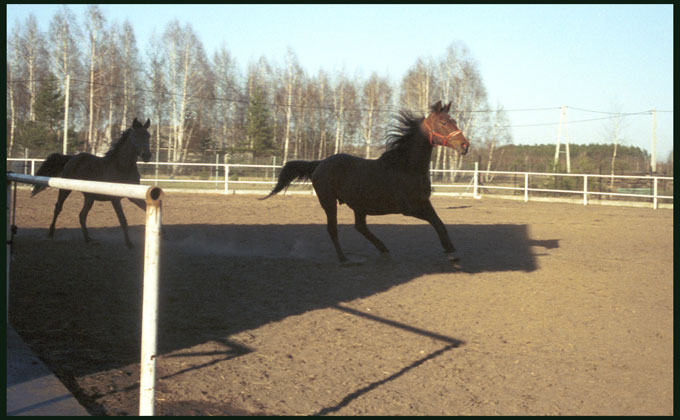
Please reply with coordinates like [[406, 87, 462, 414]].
[[421, 101, 470, 155], [131, 118, 152, 162]]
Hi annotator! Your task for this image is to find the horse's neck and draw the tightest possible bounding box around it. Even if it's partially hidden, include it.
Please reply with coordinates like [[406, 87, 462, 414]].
[[405, 133, 433, 173], [107, 138, 138, 170]]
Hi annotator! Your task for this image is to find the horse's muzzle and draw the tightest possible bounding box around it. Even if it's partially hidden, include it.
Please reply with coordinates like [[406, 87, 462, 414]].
[[141, 152, 152, 162]]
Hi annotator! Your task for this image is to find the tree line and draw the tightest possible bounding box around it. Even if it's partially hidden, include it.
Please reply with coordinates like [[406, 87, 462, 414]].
[[8, 5, 664, 176]]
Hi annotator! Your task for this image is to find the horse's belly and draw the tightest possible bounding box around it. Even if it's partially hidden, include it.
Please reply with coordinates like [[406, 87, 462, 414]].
[[338, 184, 401, 215]]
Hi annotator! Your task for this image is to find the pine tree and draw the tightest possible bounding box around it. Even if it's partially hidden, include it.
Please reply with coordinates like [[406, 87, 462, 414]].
[[16, 76, 65, 155], [247, 86, 276, 157], [34, 75, 64, 132]]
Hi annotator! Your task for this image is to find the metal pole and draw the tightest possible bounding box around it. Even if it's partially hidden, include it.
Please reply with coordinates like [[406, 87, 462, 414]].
[[6, 179, 11, 323], [139, 188, 163, 416], [6, 173, 156, 200], [5, 173, 164, 416]]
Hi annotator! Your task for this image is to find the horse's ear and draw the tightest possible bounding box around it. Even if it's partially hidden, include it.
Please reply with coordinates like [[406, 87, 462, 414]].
[[430, 100, 443, 113], [132, 118, 140, 128], [144, 119, 150, 128], [444, 101, 452, 113]]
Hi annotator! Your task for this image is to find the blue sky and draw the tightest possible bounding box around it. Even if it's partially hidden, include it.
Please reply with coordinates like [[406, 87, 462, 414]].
[[6, 4, 674, 161]]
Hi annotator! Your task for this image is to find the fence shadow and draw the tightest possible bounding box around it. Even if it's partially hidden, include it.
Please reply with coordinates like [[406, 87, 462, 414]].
[[9, 222, 556, 380]]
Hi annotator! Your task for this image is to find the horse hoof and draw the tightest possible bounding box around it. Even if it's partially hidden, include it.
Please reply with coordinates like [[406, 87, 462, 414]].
[[340, 259, 364, 267], [447, 255, 463, 270]]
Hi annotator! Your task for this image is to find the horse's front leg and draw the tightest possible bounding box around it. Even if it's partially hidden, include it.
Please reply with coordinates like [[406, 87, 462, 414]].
[[112, 198, 134, 248], [408, 201, 460, 264], [79, 195, 95, 243]]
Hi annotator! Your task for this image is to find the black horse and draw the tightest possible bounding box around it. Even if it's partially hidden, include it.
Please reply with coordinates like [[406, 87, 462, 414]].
[[263, 101, 470, 265], [32, 118, 152, 248]]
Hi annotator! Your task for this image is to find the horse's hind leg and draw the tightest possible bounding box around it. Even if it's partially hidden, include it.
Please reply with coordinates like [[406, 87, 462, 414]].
[[354, 211, 389, 255], [318, 197, 347, 263], [79, 195, 95, 243], [48, 189, 72, 238], [111, 198, 134, 248]]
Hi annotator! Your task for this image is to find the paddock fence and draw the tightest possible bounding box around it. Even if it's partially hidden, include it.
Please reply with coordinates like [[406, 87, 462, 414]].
[[7, 158, 673, 209], [6, 172, 164, 416]]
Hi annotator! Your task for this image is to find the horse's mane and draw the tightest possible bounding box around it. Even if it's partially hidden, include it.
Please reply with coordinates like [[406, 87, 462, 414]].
[[384, 111, 423, 153], [103, 127, 132, 158]]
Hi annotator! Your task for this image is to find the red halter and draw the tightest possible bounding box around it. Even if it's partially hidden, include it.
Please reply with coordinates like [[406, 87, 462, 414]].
[[422, 119, 461, 147]]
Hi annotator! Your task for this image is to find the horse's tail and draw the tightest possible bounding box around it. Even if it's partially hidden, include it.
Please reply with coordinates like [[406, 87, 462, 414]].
[[31, 153, 74, 196], [261, 160, 321, 200]]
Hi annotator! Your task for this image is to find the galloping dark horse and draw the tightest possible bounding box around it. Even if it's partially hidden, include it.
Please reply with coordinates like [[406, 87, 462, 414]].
[[263, 101, 470, 265], [32, 118, 152, 248]]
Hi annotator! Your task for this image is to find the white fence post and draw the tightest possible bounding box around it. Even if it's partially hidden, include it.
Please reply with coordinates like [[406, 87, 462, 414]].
[[224, 164, 230, 194], [653, 177, 658, 210], [473, 162, 480, 199], [583, 175, 588, 206], [524, 173, 529, 202]]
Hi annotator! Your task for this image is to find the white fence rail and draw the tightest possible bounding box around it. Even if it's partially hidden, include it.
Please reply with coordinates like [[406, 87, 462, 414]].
[[8, 158, 673, 209], [6, 172, 163, 416]]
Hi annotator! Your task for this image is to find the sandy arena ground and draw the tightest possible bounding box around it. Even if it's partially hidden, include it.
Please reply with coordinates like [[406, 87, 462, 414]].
[[7, 188, 674, 415]]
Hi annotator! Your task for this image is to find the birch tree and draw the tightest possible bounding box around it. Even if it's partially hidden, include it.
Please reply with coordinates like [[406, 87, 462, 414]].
[[212, 45, 240, 152], [7, 64, 17, 156], [162, 21, 211, 164], [100, 24, 120, 154], [281, 48, 302, 164], [84, 5, 106, 153], [436, 43, 488, 177], [360, 72, 392, 158], [118, 20, 141, 131], [10, 14, 47, 123], [331, 71, 358, 154], [48, 5, 81, 154], [147, 33, 168, 162], [313, 70, 331, 159], [400, 57, 436, 116], [483, 105, 512, 182]]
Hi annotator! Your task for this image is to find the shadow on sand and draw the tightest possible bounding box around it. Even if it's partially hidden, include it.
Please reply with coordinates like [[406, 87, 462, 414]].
[[9, 222, 558, 412]]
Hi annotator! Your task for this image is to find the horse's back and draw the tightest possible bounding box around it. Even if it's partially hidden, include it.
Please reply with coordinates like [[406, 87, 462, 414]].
[[61, 153, 104, 179], [313, 153, 406, 214], [59, 152, 140, 200]]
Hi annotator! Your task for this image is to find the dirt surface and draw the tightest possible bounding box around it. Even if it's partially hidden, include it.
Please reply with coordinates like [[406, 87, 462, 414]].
[[8, 188, 674, 415]]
